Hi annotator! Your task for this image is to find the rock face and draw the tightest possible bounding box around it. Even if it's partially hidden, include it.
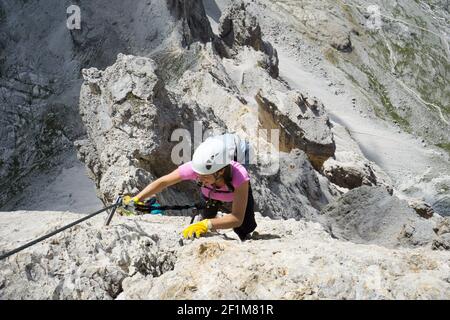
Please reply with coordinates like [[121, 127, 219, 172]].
[[245, 0, 450, 145], [76, 53, 215, 206], [408, 199, 435, 219], [0, 0, 215, 207], [320, 186, 449, 249], [232, 0, 450, 218], [432, 218, 450, 250], [0, 211, 180, 300], [252, 149, 338, 220], [217, 1, 279, 77], [255, 90, 335, 170], [330, 32, 353, 53], [77, 50, 336, 219], [1, 211, 449, 300], [76, 2, 337, 219], [165, 0, 214, 47], [2, 0, 450, 300], [322, 123, 394, 192], [323, 152, 392, 192]]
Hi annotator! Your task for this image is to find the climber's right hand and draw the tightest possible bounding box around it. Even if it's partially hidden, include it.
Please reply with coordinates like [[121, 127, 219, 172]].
[[122, 195, 144, 207]]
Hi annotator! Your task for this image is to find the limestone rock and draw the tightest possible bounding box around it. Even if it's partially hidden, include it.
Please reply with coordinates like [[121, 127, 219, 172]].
[[0, 0, 215, 207], [408, 199, 435, 219], [255, 90, 335, 170], [431, 218, 450, 250], [432, 234, 450, 251], [252, 149, 336, 220], [432, 195, 450, 217], [77, 54, 205, 205], [323, 159, 377, 189], [217, 1, 279, 77], [323, 124, 393, 192], [434, 218, 450, 236], [77, 52, 335, 220], [331, 32, 353, 53], [165, 0, 214, 47], [323, 151, 393, 192], [76, 15, 336, 220], [0, 211, 182, 299], [320, 186, 444, 248], [1, 211, 449, 300]]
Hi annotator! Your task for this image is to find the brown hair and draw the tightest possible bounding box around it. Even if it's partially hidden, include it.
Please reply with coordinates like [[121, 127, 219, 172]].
[[220, 165, 234, 192]]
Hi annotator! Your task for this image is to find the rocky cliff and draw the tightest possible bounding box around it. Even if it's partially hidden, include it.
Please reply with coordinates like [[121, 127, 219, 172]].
[[225, 0, 450, 215], [0, 0, 214, 207], [1, 0, 450, 300], [75, 1, 342, 220]]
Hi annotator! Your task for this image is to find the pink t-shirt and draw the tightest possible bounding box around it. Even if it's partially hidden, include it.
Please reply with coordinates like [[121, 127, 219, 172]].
[[178, 161, 250, 202]]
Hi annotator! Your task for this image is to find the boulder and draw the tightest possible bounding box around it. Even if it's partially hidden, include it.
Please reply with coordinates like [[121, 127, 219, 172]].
[[320, 186, 444, 248], [323, 151, 393, 193], [166, 0, 214, 47], [323, 160, 377, 189], [408, 199, 435, 219], [331, 32, 353, 53], [323, 123, 394, 192]]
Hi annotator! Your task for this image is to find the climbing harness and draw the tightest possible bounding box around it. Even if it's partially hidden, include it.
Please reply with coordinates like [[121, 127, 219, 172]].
[[195, 181, 232, 219], [0, 196, 204, 261]]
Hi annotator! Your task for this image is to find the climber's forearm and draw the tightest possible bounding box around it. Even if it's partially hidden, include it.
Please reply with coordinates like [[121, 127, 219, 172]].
[[208, 182, 248, 230], [135, 179, 166, 200], [210, 213, 244, 230], [135, 169, 182, 201]]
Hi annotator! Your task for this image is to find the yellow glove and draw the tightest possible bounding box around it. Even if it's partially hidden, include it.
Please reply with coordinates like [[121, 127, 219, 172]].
[[182, 219, 212, 239], [119, 196, 146, 216], [122, 195, 144, 206]]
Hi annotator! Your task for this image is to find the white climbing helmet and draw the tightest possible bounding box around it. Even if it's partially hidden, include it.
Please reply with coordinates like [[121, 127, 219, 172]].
[[192, 137, 232, 175]]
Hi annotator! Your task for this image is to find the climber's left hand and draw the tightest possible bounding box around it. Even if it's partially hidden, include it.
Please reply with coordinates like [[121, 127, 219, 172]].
[[182, 219, 212, 239]]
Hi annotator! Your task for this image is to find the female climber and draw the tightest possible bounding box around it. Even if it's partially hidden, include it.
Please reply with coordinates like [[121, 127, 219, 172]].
[[123, 134, 257, 241]]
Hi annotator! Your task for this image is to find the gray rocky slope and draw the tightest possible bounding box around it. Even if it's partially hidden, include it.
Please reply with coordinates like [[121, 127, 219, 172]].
[[1, 0, 450, 299], [0, 0, 213, 208], [75, 1, 338, 220], [1, 211, 449, 299], [1, 0, 448, 214], [219, 0, 450, 215]]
